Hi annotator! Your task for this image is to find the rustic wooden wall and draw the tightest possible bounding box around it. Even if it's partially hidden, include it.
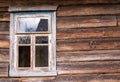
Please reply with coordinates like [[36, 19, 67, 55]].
[[0, 0, 120, 82]]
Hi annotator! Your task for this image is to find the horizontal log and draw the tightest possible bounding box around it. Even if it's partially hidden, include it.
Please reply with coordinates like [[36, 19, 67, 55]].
[[0, 1, 9, 7], [57, 50, 120, 62], [57, 38, 120, 51], [11, 0, 120, 6], [0, 13, 10, 22], [0, 35, 9, 41], [57, 16, 117, 29], [0, 62, 8, 77], [57, 5, 120, 16], [56, 74, 120, 82], [0, 7, 8, 12], [5, 74, 120, 82], [57, 27, 120, 39], [0, 49, 9, 62], [0, 40, 9, 48], [57, 61, 120, 75], [0, 22, 9, 31]]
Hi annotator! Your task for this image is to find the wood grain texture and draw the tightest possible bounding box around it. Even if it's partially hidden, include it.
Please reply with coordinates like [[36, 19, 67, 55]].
[[0, 13, 9, 22], [0, 62, 8, 77], [0, 74, 119, 82], [0, 49, 9, 62], [0, 40, 9, 48], [57, 5, 120, 16], [57, 16, 117, 29], [57, 61, 120, 75], [57, 27, 120, 39], [55, 74, 120, 82], [0, 0, 10, 7], [0, 22, 9, 31], [0, 7, 8, 12], [57, 38, 120, 51], [57, 50, 120, 62], [11, 0, 120, 6]]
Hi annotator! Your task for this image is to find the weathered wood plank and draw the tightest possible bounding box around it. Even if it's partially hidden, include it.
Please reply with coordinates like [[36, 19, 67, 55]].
[[11, 0, 120, 6], [57, 61, 120, 75], [0, 40, 9, 49], [0, 62, 8, 77], [57, 38, 120, 51], [0, 13, 10, 22], [0, 49, 9, 62], [0, 0, 10, 7], [57, 16, 117, 29], [0, 35, 9, 41], [55, 74, 120, 82], [0, 22, 9, 31], [57, 27, 120, 39], [57, 5, 120, 16], [57, 50, 120, 62], [0, 7, 8, 12]]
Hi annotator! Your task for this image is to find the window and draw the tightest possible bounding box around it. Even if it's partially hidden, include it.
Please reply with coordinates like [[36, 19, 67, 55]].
[[9, 6, 57, 76]]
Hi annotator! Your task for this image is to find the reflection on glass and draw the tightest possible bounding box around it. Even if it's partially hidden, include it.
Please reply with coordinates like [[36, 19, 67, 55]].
[[18, 46, 30, 67], [36, 36, 48, 44], [18, 36, 31, 44], [35, 46, 48, 67], [17, 17, 48, 32]]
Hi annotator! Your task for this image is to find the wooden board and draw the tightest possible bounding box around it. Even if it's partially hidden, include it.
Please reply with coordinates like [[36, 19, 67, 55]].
[[57, 50, 120, 62], [57, 27, 120, 39], [55, 74, 120, 82], [0, 40, 9, 49], [0, 0, 10, 7], [57, 16, 117, 29], [0, 62, 8, 77], [57, 38, 120, 51], [57, 61, 120, 75], [0, 49, 9, 62], [11, 0, 120, 6], [57, 5, 120, 16], [0, 13, 9, 22]]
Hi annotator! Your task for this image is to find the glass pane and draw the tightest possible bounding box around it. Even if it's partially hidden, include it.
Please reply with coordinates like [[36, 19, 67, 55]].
[[18, 46, 30, 67], [18, 36, 31, 44], [17, 17, 48, 32], [35, 46, 48, 67], [36, 36, 48, 44]]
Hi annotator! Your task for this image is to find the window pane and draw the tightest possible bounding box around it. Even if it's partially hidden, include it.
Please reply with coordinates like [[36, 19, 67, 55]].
[[36, 36, 48, 44], [18, 46, 30, 67], [35, 46, 48, 67], [17, 18, 48, 32], [18, 36, 31, 44]]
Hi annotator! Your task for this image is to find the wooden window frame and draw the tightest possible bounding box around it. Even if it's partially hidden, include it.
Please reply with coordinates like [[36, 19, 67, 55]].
[[9, 12, 57, 77]]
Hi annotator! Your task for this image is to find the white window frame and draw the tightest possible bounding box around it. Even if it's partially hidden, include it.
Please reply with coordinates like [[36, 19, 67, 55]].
[[9, 12, 57, 77]]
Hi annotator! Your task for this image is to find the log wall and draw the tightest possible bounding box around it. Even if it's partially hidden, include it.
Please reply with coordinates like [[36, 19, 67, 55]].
[[0, 0, 120, 82]]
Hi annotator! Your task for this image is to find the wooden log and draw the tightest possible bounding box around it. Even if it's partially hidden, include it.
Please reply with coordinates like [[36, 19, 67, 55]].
[[57, 27, 120, 39], [57, 16, 117, 29], [0, 22, 9, 31], [0, 49, 9, 62], [57, 61, 120, 75], [0, 0, 10, 7], [11, 0, 120, 6], [57, 5, 120, 16], [55, 74, 120, 82], [0, 62, 8, 77], [0, 40, 9, 49], [0, 7, 8, 12], [0, 35, 9, 41], [57, 38, 120, 51], [0, 13, 10, 22], [57, 50, 120, 62]]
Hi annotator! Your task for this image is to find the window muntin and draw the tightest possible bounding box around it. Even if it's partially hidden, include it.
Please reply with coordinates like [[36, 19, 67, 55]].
[[10, 12, 56, 76]]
